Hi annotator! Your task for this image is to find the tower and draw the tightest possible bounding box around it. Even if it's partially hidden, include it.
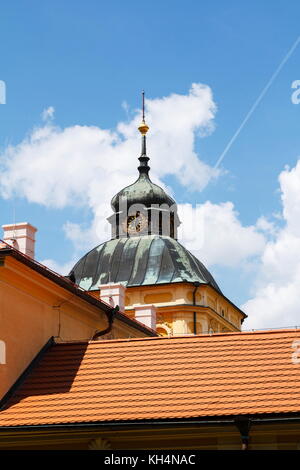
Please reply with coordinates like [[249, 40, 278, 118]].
[[108, 91, 180, 240], [69, 93, 246, 335]]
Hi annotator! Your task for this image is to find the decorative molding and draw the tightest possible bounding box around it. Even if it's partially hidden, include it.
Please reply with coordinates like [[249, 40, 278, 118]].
[[88, 437, 111, 450], [156, 322, 172, 335]]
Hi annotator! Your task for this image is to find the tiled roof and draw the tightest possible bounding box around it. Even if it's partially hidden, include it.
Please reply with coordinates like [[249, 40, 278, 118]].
[[0, 329, 300, 427]]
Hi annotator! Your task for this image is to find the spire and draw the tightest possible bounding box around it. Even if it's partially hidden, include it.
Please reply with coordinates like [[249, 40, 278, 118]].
[[138, 91, 150, 177]]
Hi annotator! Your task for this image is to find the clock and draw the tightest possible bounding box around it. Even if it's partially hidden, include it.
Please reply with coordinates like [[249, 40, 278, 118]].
[[123, 212, 148, 235]]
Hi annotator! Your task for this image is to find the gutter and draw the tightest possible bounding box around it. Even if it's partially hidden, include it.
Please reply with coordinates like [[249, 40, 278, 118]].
[[1, 413, 300, 432], [0, 246, 156, 337], [92, 306, 119, 340]]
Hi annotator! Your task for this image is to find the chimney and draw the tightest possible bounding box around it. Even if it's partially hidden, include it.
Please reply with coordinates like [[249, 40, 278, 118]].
[[2, 222, 37, 259], [99, 283, 126, 312], [134, 304, 157, 330]]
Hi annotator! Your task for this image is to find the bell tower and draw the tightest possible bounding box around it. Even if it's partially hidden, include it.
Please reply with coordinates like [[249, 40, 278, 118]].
[[108, 91, 181, 240]]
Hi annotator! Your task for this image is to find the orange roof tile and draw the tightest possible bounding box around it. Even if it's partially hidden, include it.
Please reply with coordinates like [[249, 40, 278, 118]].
[[0, 329, 300, 427]]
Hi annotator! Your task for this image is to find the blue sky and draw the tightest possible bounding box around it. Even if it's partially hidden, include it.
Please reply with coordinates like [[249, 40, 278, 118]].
[[1, 1, 300, 328]]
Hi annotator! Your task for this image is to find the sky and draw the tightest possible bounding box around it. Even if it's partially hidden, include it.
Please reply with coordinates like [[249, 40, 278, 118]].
[[1, 0, 300, 330]]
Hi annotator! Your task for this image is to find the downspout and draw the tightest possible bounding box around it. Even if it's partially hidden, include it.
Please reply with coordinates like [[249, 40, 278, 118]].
[[192, 282, 201, 335], [235, 418, 251, 450], [92, 306, 119, 340]]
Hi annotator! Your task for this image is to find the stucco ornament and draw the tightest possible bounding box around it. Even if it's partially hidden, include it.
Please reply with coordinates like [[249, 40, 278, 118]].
[[88, 437, 111, 450]]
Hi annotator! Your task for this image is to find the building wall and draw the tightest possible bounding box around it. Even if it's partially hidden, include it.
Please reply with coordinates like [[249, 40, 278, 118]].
[[0, 255, 149, 400], [122, 283, 244, 335], [0, 422, 299, 450]]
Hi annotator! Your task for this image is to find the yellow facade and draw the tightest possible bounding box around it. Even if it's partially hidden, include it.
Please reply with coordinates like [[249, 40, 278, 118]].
[[92, 282, 245, 336], [0, 253, 151, 400]]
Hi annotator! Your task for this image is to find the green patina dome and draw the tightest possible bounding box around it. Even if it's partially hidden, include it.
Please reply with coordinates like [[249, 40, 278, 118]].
[[70, 235, 221, 293], [111, 173, 176, 212], [69, 99, 220, 295]]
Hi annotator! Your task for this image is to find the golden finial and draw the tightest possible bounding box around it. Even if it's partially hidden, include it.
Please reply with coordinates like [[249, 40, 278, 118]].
[[138, 90, 149, 135]]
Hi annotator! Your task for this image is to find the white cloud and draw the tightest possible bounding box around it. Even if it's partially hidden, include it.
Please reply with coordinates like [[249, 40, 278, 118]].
[[0, 84, 269, 313], [242, 160, 300, 329], [0, 84, 219, 253], [5, 84, 300, 333], [40, 257, 76, 276], [178, 201, 266, 268], [256, 215, 278, 237]]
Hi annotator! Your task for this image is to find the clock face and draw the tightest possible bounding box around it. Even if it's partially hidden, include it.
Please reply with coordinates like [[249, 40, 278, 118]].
[[123, 213, 148, 235]]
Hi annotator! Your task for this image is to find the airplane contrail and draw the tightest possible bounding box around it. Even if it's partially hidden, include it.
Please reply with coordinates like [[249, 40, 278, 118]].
[[214, 35, 300, 169]]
